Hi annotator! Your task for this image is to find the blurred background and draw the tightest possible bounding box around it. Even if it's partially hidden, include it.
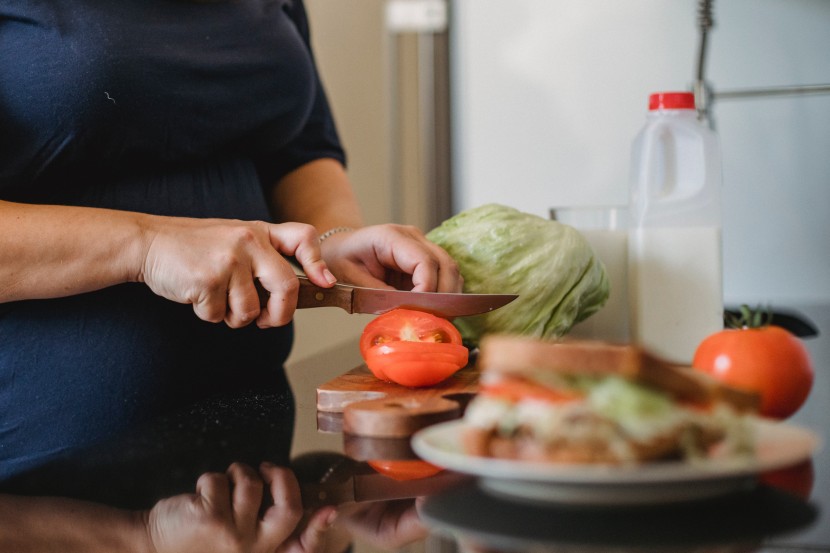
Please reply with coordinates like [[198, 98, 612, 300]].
[[289, 0, 830, 367]]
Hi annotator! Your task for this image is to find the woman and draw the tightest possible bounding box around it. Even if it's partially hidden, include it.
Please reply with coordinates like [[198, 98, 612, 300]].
[[0, 0, 458, 549]]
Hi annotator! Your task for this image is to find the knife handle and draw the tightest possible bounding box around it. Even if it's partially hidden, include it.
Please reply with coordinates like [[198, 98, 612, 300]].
[[256, 277, 354, 313], [297, 277, 353, 312]]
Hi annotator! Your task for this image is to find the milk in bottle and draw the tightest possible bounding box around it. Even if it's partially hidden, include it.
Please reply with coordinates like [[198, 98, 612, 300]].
[[628, 91, 723, 364]]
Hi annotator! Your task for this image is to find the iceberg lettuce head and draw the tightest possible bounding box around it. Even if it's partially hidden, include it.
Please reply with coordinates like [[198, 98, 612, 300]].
[[426, 204, 609, 346]]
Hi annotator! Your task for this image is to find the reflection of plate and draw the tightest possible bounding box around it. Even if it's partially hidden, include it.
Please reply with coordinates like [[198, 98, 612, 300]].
[[419, 481, 818, 553], [411, 419, 820, 506]]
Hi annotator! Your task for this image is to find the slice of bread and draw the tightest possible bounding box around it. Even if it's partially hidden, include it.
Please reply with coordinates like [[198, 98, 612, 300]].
[[476, 335, 759, 412], [462, 422, 725, 464]]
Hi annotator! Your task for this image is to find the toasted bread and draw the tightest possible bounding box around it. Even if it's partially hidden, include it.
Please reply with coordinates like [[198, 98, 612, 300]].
[[462, 425, 721, 464], [476, 335, 760, 412]]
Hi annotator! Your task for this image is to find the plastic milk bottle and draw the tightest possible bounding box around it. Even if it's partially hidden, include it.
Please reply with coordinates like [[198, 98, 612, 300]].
[[628, 91, 723, 364]]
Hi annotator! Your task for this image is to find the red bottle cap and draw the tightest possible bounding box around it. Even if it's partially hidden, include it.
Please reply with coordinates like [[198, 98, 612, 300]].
[[649, 92, 695, 111]]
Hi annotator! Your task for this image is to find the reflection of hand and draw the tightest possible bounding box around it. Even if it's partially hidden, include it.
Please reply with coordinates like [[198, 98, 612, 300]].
[[146, 462, 336, 553], [319, 225, 463, 293], [334, 499, 428, 552], [140, 218, 335, 328]]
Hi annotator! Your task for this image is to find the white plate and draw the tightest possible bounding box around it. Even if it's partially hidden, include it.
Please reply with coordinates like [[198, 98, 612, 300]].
[[411, 419, 820, 506]]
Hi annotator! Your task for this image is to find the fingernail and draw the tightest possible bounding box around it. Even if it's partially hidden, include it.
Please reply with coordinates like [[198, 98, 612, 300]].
[[323, 269, 337, 285]]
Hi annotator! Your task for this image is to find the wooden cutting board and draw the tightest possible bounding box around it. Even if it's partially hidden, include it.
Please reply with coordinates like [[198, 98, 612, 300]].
[[316, 364, 479, 439]]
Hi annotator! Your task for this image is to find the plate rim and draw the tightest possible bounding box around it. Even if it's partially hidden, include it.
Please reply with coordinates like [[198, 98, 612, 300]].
[[411, 418, 820, 486]]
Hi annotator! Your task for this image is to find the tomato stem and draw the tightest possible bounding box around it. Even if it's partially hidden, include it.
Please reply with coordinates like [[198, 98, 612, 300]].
[[726, 304, 774, 329]]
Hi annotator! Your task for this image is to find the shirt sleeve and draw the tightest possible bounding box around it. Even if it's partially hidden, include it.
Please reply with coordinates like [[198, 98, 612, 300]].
[[254, 0, 347, 190]]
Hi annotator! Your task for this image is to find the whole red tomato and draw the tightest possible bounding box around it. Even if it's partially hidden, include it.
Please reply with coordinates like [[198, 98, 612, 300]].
[[692, 314, 813, 419], [360, 309, 469, 387]]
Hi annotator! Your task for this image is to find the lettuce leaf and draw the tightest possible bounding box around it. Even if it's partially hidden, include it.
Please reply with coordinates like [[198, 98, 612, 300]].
[[426, 204, 609, 346]]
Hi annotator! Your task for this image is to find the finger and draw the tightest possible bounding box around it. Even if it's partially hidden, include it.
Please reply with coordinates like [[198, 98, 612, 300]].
[[192, 280, 230, 323], [226, 462, 265, 537], [396, 251, 440, 293], [268, 223, 335, 288], [407, 245, 463, 293], [290, 507, 337, 553], [196, 472, 233, 519], [224, 270, 261, 329], [254, 269, 299, 328], [426, 242, 464, 293], [258, 463, 304, 548]]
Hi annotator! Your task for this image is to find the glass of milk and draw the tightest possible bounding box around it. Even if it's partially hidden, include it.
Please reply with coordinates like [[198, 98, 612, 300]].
[[550, 205, 629, 343]]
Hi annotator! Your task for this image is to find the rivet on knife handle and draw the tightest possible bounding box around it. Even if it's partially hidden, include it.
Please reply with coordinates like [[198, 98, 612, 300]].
[[256, 277, 354, 313], [296, 277, 354, 312]]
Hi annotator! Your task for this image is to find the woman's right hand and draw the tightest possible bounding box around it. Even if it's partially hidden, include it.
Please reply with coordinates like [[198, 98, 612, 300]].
[[139, 218, 335, 328], [145, 462, 336, 553]]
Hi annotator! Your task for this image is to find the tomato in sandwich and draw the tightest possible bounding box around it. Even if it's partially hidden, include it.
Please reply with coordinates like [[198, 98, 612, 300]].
[[480, 378, 582, 404], [360, 309, 469, 387]]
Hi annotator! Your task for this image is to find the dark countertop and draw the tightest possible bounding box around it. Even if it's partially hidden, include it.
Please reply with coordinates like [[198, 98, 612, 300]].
[[3, 303, 828, 552], [290, 303, 830, 553]]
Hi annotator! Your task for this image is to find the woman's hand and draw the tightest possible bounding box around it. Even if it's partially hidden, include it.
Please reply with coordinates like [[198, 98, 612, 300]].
[[146, 462, 336, 553], [332, 499, 428, 552], [139, 218, 336, 328], [319, 225, 462, 293]]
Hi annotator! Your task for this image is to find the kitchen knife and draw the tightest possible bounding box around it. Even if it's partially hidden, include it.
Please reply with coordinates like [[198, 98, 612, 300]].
[[258, 276, 518, 318]]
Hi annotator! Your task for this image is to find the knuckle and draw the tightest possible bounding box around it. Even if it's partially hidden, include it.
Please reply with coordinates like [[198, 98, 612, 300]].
[[194, 269, 226, 294], [216, 531, 245, 553], [226, 306, 260, 329], [197, 306, 225, 324], [233, 464, 261, 487], [217, 252, 244, 272], [231, 225, 259, 247], [197, 471, 223, 487], [281, 502, 303, 529], [294, 223, 319, 243], [446, 260, 462, 277]]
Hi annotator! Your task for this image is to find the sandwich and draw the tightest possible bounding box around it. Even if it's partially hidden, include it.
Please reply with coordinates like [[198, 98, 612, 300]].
[[462, 335, 760, 464]]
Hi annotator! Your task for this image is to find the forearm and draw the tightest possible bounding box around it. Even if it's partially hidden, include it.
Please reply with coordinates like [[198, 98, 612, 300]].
[[0, 200, 149, 303], [269, 158, 364, 232], [0, 494, 150, 553]]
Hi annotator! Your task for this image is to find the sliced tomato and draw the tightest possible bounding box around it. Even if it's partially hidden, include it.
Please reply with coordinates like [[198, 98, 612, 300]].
[[360, 309, 468, 387], [363, 342, 468, 387], [480, 378, 583, 404], [367, 459, 444, 481]]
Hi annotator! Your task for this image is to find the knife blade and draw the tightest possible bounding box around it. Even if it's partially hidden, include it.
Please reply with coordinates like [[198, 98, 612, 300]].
[[258, 276, 518, 318]]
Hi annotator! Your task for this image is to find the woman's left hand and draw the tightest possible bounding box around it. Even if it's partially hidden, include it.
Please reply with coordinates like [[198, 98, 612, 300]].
[[332, 498, 428, 552], [319, 224, 462, 293]]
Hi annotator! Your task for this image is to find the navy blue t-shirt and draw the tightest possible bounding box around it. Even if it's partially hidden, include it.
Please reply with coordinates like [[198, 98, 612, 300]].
[[0, 0, 346, 480]]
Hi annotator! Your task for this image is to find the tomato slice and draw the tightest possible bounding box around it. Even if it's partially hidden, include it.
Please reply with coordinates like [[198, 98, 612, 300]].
[[360, 309, 468, 387], [480, 378, 583, 404], [367, 459, 444, 481]]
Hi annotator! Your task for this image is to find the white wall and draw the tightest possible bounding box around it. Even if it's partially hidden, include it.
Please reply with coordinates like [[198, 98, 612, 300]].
[[451, 0, 830, 305]]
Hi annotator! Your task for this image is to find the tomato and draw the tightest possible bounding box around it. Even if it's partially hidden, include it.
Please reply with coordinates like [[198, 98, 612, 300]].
[[367, 459, 444, 481], [360, 309, 469, 387], [692, 323, 813, 419], [480, 379, 582, 404], [760, 459, 814, 500]]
